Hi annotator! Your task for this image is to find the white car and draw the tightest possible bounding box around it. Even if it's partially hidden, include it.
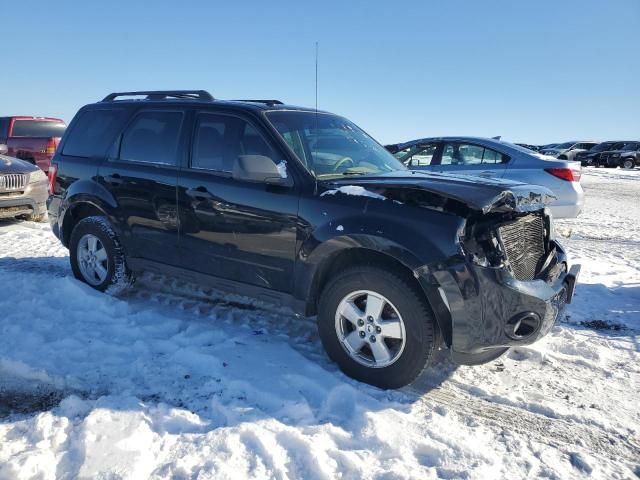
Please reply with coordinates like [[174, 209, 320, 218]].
[[388, 137, 585, 219]]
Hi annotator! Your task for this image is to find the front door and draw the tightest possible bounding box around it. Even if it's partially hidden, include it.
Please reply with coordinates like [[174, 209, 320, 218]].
[[177, 111, 298, 293], [97, 108, 185, 266]]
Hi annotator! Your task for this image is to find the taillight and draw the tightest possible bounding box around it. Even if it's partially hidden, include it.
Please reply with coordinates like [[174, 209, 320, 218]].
[[46, 138, 57, 155], [544, 167, 579, 182], [48, 163, 58, 194]]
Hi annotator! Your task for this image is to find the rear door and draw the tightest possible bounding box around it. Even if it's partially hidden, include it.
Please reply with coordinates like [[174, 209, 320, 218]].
[[177, 110, 299, 293], [97, 108, 185, 267], [435, 141, 509, 178]]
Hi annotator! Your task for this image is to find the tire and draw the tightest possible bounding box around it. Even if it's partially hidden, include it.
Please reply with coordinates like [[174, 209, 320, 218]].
[[318, 266, 438, 389], [622, 158, 634, 170], [69, 216, 134, 294]]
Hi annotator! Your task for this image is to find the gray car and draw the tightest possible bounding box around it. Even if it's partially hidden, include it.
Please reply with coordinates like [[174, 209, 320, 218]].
[[389, 137, 584, 219], [0, 154, 48, 222], [540, 141, 598, 160]]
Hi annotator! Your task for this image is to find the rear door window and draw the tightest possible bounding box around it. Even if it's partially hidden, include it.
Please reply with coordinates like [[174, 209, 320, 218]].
[[119, 111, 184, 165], [441, 143, 507, 166], [11, 120, 67, 138], [62, 109, 129, 158]]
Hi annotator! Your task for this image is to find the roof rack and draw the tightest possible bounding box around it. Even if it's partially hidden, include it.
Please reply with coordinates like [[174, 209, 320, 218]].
[[231, 99, 284, 106], [102, 90, 214, 102]]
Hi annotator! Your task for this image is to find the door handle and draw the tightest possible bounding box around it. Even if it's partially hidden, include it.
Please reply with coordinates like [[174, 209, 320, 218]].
[[479, 171, 495, 177], [104, 174, 123, 186], [186, 186, 213, 200]]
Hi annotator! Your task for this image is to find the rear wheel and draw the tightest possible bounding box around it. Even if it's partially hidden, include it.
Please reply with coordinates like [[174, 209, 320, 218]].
[[69, 216, 134, 294], [622, 158, 634, 170], [318, 266, 438, 389]]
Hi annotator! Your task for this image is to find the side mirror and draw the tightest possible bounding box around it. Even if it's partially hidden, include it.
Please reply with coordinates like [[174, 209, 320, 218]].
[[0, 144, 8, 155], [232, 155, 290, 186]]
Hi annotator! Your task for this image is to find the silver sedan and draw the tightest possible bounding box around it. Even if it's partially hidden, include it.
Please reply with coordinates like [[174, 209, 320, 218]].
[[388, 136, 584, 218]]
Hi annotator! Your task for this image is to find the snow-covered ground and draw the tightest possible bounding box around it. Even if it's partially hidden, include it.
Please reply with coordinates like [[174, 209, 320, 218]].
[[0, 168, 638, 479]]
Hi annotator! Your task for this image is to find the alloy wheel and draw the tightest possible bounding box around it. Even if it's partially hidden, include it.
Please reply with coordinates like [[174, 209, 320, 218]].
[[334, 290, 406, 368], [77, 233, 109, 285]]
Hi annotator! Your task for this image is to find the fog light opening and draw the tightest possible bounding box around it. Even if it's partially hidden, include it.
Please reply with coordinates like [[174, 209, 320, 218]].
[[505, 312, 541, 340]]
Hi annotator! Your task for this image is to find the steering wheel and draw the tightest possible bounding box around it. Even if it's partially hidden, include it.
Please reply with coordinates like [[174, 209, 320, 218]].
[[333, 156, 355, 172]]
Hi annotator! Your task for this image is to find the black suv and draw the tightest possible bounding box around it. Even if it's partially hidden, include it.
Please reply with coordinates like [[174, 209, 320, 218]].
[[575, 141, 626, 167], [598, 142, 640, 169], [47, 90, 580, 389]]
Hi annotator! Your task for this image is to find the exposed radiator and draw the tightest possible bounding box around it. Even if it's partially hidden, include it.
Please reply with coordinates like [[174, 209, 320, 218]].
[[498, 214, 546, 281]]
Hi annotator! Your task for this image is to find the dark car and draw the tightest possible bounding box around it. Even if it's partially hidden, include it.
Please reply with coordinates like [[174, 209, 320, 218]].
[[0, 116, 67, 172], [47, 90, 580, 389], [598, 142, 640, 169], [575, 141, 626, 167]]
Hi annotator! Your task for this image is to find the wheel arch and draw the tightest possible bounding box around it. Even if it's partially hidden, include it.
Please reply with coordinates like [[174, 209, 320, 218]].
[[300, 244, 449, 343], [60, 199, 114, 247]]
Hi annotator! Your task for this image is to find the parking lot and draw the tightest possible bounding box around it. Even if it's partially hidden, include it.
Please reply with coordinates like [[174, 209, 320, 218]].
[[0, 167, 638, 479]]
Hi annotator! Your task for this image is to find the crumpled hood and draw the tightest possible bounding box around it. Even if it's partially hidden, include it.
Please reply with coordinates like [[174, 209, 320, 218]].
[[326, 170, 556, 214], [0, 155, 39, 174]]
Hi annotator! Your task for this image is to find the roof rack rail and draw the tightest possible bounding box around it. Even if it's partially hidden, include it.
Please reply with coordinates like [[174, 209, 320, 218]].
[[231, 99, 284, 106], [102, 90, 214, 102]]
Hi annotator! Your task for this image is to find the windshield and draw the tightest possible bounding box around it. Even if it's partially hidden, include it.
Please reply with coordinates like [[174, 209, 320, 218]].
[[266, 111, 406, 179], [554, 142, 575, 149]]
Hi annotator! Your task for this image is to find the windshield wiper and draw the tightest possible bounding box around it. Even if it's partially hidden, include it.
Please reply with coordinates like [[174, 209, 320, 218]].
[[339, 169, 374, 176]]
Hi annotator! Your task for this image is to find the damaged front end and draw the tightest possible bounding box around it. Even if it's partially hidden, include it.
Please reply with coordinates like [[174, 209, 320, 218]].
[[413, 187, 580, 365]]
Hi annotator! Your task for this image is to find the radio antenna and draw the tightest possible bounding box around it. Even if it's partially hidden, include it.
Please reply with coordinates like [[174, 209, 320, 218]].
[[315, 41, 319, 112]]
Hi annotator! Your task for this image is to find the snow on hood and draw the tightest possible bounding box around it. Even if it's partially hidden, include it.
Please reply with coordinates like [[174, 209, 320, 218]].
[[321, 185, 387, 201], [325, 171, 556, 214]]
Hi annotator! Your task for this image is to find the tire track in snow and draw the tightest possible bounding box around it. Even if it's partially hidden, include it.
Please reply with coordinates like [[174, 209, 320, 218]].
[[408, 382, 640, 465]]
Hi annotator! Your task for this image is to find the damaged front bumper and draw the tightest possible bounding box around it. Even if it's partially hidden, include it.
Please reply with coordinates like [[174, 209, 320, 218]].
[[416, 241, 580, 365]]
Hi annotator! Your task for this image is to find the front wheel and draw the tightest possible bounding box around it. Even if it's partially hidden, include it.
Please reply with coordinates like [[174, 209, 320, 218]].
[[69, 216, 134, 294], [318, 266, 438, 389]]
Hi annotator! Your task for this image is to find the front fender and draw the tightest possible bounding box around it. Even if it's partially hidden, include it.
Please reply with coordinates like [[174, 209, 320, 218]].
[[294, 210, 464, 310]]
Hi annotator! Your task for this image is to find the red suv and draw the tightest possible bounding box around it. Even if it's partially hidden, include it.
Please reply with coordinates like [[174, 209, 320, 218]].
[[0, 116, 66, 172]]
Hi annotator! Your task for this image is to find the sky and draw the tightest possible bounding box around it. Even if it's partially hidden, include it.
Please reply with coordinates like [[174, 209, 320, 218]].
[[0, 0, 638, 145]]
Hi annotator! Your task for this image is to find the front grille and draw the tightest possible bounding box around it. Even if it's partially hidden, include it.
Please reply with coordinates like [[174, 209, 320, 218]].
[[0, 174, 26, 192], [498, 214, 546, 281]]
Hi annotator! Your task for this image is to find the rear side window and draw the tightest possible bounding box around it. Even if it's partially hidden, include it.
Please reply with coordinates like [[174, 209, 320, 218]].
[[11, 120, 66, 138], [119, 111, 183, 165], [63, 109, 128, 158]]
